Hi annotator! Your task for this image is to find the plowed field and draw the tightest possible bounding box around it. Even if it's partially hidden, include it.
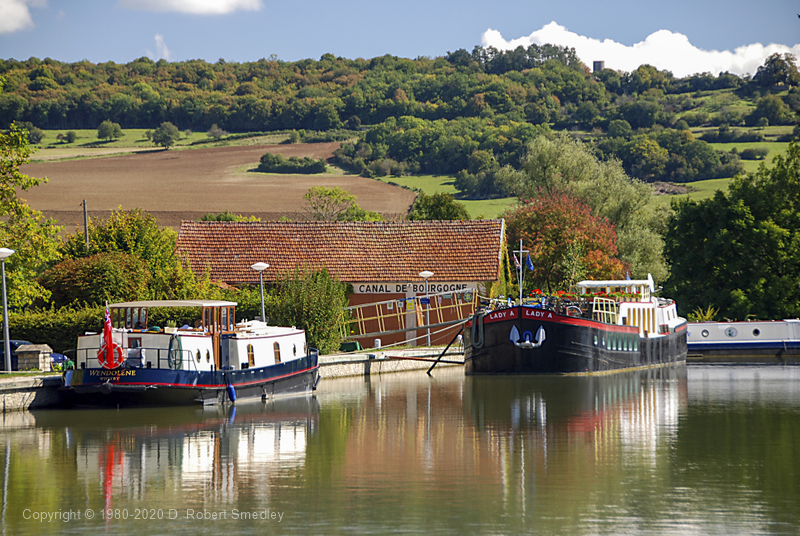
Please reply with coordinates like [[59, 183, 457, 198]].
[[21, 142, 416, 230]]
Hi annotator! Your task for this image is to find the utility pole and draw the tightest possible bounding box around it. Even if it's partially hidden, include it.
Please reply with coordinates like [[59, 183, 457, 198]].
[[83, 199, 89, 249]]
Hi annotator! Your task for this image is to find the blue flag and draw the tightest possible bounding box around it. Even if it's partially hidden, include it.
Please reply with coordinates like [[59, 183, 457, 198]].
[[526, 253, 534, 271]]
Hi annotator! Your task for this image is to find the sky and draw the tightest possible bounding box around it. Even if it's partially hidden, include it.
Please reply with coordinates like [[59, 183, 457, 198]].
[[0, 0, 799, 78]]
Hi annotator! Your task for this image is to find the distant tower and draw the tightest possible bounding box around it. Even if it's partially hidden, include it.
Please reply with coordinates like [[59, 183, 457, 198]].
[[593, 61, 605, 73]]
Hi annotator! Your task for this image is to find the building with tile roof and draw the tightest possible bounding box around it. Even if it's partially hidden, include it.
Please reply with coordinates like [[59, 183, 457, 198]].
[[176, 220, 506, 347]]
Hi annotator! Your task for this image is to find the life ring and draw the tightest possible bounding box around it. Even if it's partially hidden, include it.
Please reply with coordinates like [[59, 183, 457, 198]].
[[97, 342, 125, 370]]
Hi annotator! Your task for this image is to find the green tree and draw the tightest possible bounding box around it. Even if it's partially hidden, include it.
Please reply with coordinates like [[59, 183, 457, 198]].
[[747, 95, 794, 126], [97, 119, 122, 141], [302, 186, 383, 221], [0, 124, 62, 308], [200, 210, 259, 222], [499, 133, 667, 281], [753, 53, 800, 87], [266, 265, 348, 354], [407, 191, 470, 220], [207, 124, 227, 140], [39, 252, 151, 308], [60, 208, 195, 300], [151, 121, 180, 149], [664, 141, 800, 319]]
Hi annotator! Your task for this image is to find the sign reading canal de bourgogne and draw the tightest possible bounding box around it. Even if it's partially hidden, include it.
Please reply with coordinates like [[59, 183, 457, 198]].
[[352, 282, 477, 294]]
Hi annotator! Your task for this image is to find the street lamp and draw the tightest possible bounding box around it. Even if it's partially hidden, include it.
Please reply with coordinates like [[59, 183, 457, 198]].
[[251, 262, 269, 323], [419, 270, 434, 346], [0, 248, 15, 372]]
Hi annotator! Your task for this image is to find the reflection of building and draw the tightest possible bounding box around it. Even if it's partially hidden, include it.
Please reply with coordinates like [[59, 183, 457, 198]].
[[176, 221, 505, 346]]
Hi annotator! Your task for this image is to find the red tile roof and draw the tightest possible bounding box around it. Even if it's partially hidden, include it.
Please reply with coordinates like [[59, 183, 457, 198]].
[[176, 220, 505, 284]]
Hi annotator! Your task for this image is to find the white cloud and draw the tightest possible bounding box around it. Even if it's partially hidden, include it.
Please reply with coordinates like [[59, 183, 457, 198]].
[[0, 0, 47, 34], [148, 34, 171, 60], [482, 22, 800, 78], [117, 0, 262, 15]]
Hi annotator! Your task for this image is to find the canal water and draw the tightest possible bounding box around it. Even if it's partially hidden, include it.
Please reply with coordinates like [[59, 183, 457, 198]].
[[1, 365, 800, 535]]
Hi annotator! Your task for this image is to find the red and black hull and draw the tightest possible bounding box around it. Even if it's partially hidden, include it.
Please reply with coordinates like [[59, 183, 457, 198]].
[[464, 306, 687, 375], [61, 352, 319, 407]]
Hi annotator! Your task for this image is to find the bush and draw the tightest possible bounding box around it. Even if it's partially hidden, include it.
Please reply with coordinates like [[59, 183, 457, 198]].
[[739, 147, 769, 160], [9, 305, 104, 353], [257, 152, 326, 174]]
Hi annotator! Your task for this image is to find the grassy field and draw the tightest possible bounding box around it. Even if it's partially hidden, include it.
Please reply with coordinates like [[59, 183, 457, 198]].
[[29, 128, 294, 161], [375, 174, 516, 219]]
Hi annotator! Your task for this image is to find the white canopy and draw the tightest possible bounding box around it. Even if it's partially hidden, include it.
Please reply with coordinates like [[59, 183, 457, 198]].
[[109, 300, 238, 308], [576, 274, 655, 293]]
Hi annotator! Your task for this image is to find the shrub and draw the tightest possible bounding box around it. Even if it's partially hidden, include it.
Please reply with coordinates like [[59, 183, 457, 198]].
[[257, 152, 326, 174], [9, 305, 104, 353], [39, 251, 151, 308]]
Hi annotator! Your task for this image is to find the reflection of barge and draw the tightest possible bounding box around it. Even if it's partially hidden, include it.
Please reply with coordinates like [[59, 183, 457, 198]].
[[687, 320, 800, 363], [464, 275, 687, 374], [63, 300, 319, 407]]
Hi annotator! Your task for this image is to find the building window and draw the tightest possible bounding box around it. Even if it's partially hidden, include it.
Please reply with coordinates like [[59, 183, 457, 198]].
[[274, 342, 281, 364]]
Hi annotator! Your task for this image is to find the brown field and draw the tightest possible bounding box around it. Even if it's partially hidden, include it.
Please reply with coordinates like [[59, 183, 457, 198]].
[[20, 142, 416, 231]]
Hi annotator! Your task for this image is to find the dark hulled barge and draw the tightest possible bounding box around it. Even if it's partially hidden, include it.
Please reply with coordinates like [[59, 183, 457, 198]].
[[464, 275, 687, 374]]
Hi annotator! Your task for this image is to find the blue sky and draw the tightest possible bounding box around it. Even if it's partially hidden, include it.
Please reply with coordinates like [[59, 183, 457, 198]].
[[1, 0, 798, 77]]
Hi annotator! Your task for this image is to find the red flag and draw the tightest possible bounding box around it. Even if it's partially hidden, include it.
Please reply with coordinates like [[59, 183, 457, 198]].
[[104, 302, 113, 363]]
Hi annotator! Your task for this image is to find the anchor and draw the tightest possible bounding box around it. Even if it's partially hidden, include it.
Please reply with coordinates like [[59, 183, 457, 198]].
[[509, 325, 546, 349]]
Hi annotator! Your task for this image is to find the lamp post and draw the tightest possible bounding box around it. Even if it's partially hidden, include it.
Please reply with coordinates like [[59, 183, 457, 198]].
[[251, 262, 269, 322], [419, 270, 433, 346], [0, 249, 15, 372]]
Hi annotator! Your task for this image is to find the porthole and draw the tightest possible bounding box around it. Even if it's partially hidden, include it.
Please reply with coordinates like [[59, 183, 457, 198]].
[[293, 344, 297, 356], [701, 329, 709, 338], [206, 350, 211, 363], [724, 327, 738, 338], [196, 350, 201, 362], [753, 329, 761, 337]]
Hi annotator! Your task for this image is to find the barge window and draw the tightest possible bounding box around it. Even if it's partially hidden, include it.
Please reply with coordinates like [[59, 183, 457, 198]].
[[274, 342, 281, 364], [196, 350, 201, 362], [247, 344, 255, 367]]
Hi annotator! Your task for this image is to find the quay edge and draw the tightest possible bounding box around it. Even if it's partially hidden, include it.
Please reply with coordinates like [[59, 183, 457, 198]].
[[0, 349, 464, 412]]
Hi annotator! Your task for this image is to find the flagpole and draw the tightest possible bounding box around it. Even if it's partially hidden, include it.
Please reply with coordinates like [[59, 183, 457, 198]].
[[519, 239, 523, 303]]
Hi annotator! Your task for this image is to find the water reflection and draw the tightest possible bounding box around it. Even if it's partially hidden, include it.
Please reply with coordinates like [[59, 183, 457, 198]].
[[2, 365, 800, 535], [1, 398, 317, 535]]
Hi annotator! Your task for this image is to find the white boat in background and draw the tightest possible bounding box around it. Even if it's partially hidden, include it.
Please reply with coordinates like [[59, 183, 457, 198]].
[[687, 320, 800, 363]]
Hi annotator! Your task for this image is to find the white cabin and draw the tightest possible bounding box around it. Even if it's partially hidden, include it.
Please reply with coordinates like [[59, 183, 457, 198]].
[[75, 300, 308, 372], [576, 274, 685, 338]]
